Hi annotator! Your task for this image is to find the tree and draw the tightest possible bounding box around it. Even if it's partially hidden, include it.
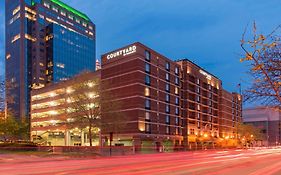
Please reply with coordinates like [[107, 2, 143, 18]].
[[240, 22, 281, 107], [237, 123, 265, 146], [66, 72, 101, 146]]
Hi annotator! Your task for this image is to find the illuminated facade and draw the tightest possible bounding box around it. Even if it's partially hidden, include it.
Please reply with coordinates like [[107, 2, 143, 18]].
[[5, 0, 95, 119], [30, 71, 100, 146]]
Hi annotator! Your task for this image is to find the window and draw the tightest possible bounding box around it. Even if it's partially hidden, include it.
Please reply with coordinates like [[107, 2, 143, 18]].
[[52, 6, 58, 12], [196, 96, 200, 102], [175, 107, 179, 115], [165, 83, 170, 92], [76, 18, 80, 23], [190, 129, 195, 135], [165, 62, 170, 71], [165, 94, 170, 102], [68, 15, 74, 20], [165, 73, 170, 81], [145, 87, 150, 97], [145, 112, 150, 120], [60, 11, 66, 16], [175, 77, 179, 85], [145, 123, 151, 132], [89, 25, 93, 30], [175, 87, 179, 95], [165, 105, 170, 113], [175, 67, 179, 75], [175, 97, 179, 105], [43, 2, 50, 8], [145, 75, 151, 85], [165, 115, 170, 124], [196, 87, 200, 94], [175, 117, 179, 125], [145, 63, 150, 73], [197, 113, 200, 119], [145, 99, 151, 109], [197, 79, 200, 85], [197, 104, 200, 111], [197, 122, 200, 128], [166, 126, 170, 134], [82, 22, 87, 27], [145, 50, 151, 61]]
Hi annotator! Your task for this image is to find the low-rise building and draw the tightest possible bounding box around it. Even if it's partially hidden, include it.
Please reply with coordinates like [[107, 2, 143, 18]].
[[243, 107, 281, 146]]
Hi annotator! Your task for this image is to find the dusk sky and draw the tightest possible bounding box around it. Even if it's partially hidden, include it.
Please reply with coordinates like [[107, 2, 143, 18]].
[[0, 0, 280, 103]]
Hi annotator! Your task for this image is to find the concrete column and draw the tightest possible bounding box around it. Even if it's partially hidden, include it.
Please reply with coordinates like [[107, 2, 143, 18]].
[[81, 131, 85, 146], [65, 130, 71, 146]]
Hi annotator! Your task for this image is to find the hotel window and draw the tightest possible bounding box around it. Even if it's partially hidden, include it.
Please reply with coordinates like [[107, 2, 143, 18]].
[[197, 104, 200, 111], [175, 77, 179, 85], [165, 94, 170, 102], [165, 83, 170, 92], [60, 11, 66, 16], [165, 115, 170, 124], [145, 99, 151, 109], [76, 18, 80, 23], [208, 100, 212, 106], [197, 79, 200, 85], [82, 22, 87, 27], [145, 87, 150, 97], [145, 112, 150, 120], [190, 129, 195, 135], [145, 63, 150, 73], [165, 62, 170, 71], [175, 97, 179, 105], [89, 25, 93, 30], [145, 75, 151, 85], [145, 50, 151, 61], [175, 117, 179, 125], [197, 113, 200, 119], [197, 122, 200, 128], [166, 126, 170, 134], [165, 73, 170, 81], [175, 67, 179, 75], [165, 105, 170, 113], [145, 123, 151, 133], [208, 93, 212, 98], [175, 107, 179, 115], [52, 6, 58, 12], [175, 87, 179, 95], [208, 84, 212, 90], [196, 87, 200, 94], [196, 95, 200, 102]]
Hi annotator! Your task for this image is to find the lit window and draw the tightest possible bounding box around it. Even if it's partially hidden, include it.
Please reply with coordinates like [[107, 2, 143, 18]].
[[197, 79, 200, 85], [60, 11, 66, 16], [175, 107, 179, 115], [76, 18, 80, 23], [43, 2, 50, 8], [68, 15, 73, 20], [52, 6, 58, 12], [197, 104, 200, 111], [175, 117, 179, 125], [145, 112, 150, 120], [145, 87, 150, 97], [13, 6, 20, 15], [166, 126, 170, 134], [175, 87, 179, 95], [89, 25, 93, 30], [82, 22, 87, 27], [11, 34, 21, 43], [6, 54, 11, 60], [145, 123, 151, 132], [145, 50, 151, 61], [145, 63, 150, 73], [197, 122, 200, 128], [197, 113, 200, 119]]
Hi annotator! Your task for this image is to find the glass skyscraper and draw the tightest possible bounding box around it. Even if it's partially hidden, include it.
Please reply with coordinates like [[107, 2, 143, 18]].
[[5, 0, 96, 119]]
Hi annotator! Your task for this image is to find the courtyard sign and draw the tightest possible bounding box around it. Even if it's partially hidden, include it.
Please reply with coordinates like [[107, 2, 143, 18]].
[[106, 45, 137, 60]]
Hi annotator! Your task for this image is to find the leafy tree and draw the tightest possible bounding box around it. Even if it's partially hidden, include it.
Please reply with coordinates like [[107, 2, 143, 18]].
[[66, 73, 101, 146], [240, 22, 281, 107], [237, 123, 265, 145]]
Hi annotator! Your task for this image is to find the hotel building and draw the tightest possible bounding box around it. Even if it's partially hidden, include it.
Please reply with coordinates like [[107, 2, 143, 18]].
[[5, 0, 96, 119], [30, 42, 242, 149]]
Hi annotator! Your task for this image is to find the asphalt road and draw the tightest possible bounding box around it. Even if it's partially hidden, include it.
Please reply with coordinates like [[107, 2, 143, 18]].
[[1, 147, 281, 175]]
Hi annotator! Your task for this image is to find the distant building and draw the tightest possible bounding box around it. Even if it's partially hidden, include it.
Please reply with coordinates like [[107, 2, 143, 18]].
[[96, 59, 101, 70], [5, 0, 96, 119], [243, 107, 281, 146]]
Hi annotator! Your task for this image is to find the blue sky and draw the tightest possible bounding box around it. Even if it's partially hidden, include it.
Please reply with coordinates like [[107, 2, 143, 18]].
[[0, 0, 280, 95]]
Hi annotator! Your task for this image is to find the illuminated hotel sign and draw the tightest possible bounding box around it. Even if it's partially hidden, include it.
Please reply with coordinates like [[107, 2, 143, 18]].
[[199, 70, 212, 80], [106, 45, 137, 60]]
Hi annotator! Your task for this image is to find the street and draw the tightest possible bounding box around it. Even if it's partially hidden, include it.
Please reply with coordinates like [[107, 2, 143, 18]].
[[1, 147, 281, 175]]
